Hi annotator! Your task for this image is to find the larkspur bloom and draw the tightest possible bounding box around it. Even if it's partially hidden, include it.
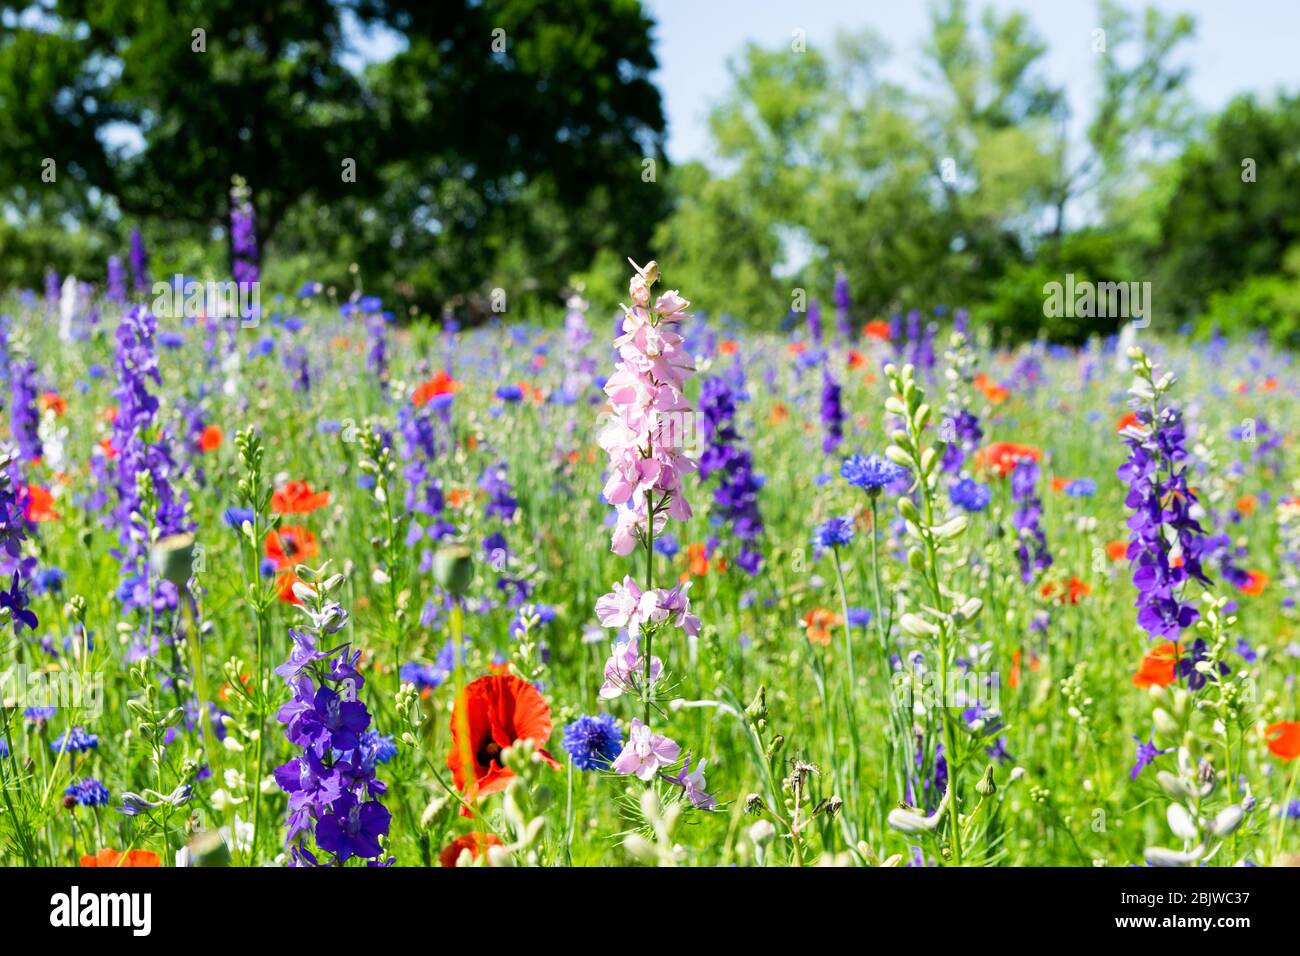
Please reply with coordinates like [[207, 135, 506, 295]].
[[229, 176, 259, 286], [697, 370, 766, 574], [819, 367, 844, 455], [611, 718, 680, 781], [1117, 354, 1211, 640], [274, 577, 391, 865], [1010, 458, 1051, 583]]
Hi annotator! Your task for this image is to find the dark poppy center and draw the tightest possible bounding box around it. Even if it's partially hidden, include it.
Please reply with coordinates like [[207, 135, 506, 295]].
[[476, 735, 502, 768], [284, 536, 300, 558]]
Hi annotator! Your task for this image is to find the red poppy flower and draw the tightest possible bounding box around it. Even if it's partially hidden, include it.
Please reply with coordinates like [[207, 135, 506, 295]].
[[271, 480, 331, 515], [1106, 540, 1128, 561], [973, 442, 1042, 478], [98, 436, 118, 460], [719, 340, 738, 355], [448, 675, 559, 812], [199, 425, 223, 453], [24, 485, 59, 523], [1116, 411, 1140, 432], [1041, 576, 1091, 605], [1236, 495, 1257, 516], [847, 349, 866, 369], [1265, 721, 1300, 761], [264, 526, 319, 569], [412, 370, 461, 407], [79, 848, 160, 867], [275, 571, 312, 605], [687, 542, 709, 577], [801, 607, 840, 646], [1238, 570, 1268, 597], [440, 832, 504, 867], [38, 392, 66, 416], [1132, 642, 1181, 689], [864, 320, 891, 341]]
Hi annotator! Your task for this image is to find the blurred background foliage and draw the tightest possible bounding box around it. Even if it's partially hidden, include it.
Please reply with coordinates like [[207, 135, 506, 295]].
[[1, 0, 1298, 341]]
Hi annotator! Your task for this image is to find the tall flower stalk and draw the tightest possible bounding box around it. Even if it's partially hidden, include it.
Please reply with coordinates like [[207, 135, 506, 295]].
[[592, 258, 713, 811], [884, 363, 985, 864], [1118, 348, 1211, 640]]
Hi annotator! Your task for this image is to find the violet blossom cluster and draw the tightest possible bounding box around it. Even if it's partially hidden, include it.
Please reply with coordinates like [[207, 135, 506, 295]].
[[1010, 458, 1051, 583], [229, 176, 259, 286], [1117, 351, 1212, 639], [274, 575, 392, 866], [129, 228, 150, 292], [0, 450, 37, 635], [697, 369, 765, 574], [110, 307, 193, 612], [820, 366, 845, 455], [9, 360, 43, 463]]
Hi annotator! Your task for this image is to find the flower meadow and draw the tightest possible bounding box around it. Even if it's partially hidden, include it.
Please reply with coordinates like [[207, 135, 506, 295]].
[[2, 253, 1299, 870]]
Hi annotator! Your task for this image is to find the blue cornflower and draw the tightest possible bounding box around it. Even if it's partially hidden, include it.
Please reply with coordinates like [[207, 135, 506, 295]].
[[1064, 478, 1096, 497], [360, 731, 398, 765], [0, 739, 8, 759], [65, 778, 110, 807], [51, 727, 98, 753], [846, 607, 873, 628], [24, 706, 56, 722], [563, 713, 623, 771], [495, 384, 524, 403], [949, 478, 991, 513], [811, 516, 855, 550], [841, 454, 908, 494]]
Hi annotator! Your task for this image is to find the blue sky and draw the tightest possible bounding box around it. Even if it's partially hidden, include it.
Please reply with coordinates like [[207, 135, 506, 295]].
[[644, 0, 1300, 164]]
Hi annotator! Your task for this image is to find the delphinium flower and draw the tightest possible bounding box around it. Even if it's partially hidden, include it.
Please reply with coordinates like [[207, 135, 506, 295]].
[[833, 272, 854, 342], [362, 299, 388, 382], [274, 568, 392, 866], [1010, 458, 1051, 583], [562, 713, 624, 770], [819, 366, 844, 455], [106, 256, 127, 305], [1117, 349, 1211, 639], [229, 175, 259, 286], [940, 332, 983, 473], [44, 268, 60, 308], [806, 298, 823, 346], [1130, 732, 1174, 780], [397, 396, 457, 569], [1279, 494, 1300, 617], [9, 360, 43, 463], [697, 372, 766, 574], [593, 259, 714, 811], [110, 307, 193, 612], [0, 451, 36, 635], [129, 228, 150, 292], [560, 294, 596, 403]]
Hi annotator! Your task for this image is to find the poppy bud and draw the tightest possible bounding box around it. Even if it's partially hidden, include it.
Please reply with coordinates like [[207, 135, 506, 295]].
[[151, 532, 197, 588], [432, 545, 474, 595]]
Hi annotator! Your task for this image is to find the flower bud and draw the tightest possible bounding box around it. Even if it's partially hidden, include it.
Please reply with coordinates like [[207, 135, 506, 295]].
[[432, 545, 474, 595]]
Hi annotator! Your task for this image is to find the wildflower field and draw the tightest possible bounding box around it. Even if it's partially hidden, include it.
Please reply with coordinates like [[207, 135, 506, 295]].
[[1, 256, 1297, 870]]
